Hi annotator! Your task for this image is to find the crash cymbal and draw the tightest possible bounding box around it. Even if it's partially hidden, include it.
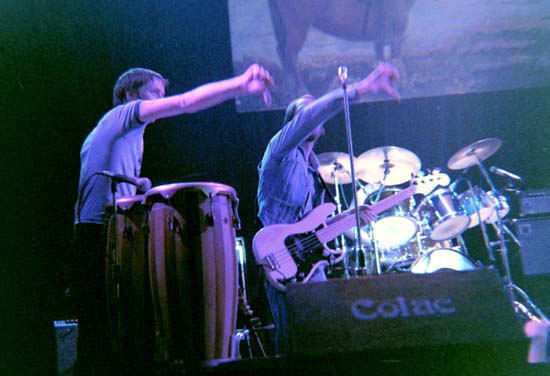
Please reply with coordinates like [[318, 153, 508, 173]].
[[317, 152, 355, 184], [355, 146, 421, 186], [447, 138, 502, 170]]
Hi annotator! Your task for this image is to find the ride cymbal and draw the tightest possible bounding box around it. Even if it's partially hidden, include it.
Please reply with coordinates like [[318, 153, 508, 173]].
[[447, 138, 502, 170], [317, 151, 355, 184], [355, 146, 421, 186]]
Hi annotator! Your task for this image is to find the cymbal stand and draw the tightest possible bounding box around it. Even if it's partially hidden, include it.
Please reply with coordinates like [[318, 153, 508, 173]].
[[369, 182, 386, 274], [464, 178, 496, 262], [331, 172, 352, 278], [475, 155, 548, 322], [338, 66, 370, 275], [494, 221, 522, 248]]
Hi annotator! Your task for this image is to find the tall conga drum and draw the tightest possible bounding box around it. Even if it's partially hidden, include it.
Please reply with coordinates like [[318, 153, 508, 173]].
[[105, 195, 152, 372], [145, 182, 239, 365]]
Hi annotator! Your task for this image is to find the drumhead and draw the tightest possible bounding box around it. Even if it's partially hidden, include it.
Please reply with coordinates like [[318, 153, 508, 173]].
[[145, 182, 238, 204], [429, 216, 470, 241], [372, 216, 418, 249], [410, 248, 476, 274], [105, 194, 145, 214]]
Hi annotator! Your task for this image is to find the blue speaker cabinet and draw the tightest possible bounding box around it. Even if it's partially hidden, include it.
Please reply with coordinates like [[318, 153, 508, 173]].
[[514, 217, 550, 276]]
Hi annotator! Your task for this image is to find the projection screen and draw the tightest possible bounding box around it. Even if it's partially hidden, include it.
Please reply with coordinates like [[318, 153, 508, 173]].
[[228, 0, 550, 112]]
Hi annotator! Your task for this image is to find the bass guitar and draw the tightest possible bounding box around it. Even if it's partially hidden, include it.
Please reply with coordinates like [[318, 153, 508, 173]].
[[253, 173, 450, 291]]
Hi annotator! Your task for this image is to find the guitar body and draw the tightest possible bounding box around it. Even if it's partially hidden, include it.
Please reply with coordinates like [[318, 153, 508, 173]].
[[253, 203, 338, 291]]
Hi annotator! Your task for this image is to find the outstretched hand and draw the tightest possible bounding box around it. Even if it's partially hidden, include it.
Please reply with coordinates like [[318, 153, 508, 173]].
[[354, 62, 401, 101], [240, 63, 275, 106]]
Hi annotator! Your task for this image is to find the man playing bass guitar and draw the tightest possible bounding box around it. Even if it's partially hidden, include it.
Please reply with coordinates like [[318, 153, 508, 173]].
[[255, 63, 401, 355]]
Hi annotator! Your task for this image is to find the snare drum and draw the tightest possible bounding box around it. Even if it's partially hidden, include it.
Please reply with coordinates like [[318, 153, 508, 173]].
[[458, 186, 494, 228], [105, 195, 152, 371], [414, 188, 470, 241], [365, 187, 418, 248], [145, 182, 239, 363], [410, 248, 477, 274]]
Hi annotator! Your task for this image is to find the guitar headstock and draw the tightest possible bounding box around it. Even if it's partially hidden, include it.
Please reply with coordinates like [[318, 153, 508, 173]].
[[411, 172, 450, 195]]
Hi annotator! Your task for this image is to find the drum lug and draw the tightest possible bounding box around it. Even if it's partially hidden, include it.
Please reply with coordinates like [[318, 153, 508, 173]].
[[205, 213, 214, 227]]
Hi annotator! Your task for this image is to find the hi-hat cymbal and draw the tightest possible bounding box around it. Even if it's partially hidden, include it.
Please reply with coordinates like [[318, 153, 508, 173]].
[[317, 152, 355, 184], [355, 146, 421, 186], [447, 138, 502, 170]]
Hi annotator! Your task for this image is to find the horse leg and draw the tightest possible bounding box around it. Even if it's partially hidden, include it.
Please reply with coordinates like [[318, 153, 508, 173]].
[[374, 41, 386, 61], [268, 0, 319, 91]]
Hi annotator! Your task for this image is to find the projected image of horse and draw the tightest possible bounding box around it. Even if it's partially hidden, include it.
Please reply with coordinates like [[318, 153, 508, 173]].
[[268, 0, 415, 92]]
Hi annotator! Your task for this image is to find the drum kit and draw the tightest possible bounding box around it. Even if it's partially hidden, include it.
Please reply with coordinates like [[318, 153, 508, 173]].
[[103, 138, 547, 367], [320, 137, 548, 321], [318, 138, 517, 277]]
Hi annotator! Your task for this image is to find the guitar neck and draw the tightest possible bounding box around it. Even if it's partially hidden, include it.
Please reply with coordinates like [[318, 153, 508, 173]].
[[316, 185, 417, 244], [368, 185, 416, 215]]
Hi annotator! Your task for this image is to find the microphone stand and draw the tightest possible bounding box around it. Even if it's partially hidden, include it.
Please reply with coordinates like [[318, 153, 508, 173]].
[[475, 155, 548, 321], [338, 66, 372, 275], [107, 178, 122, 351]]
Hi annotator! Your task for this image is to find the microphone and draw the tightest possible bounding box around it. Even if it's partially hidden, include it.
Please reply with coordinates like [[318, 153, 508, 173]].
[[489, 166, 523, 181], [98, 170, 152, 191], [338, 66, 348, 85]]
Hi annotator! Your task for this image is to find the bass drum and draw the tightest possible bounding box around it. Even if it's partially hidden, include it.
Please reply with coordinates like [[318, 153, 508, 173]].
[[145, 182, 239, 364], [410, 248, 477, 274], [364, 187, 418, 249], [378, 230, 452, 270]]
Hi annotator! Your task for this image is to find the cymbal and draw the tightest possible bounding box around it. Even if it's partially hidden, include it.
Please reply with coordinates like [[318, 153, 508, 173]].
[[355, 146, 421, 186], [447, 138, 502, 170], [317, 152, 354, 184]]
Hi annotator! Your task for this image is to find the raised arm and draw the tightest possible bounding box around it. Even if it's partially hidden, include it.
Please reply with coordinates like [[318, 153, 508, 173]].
[[139, 63, 274, 123], [351, 62, 401, 101], [270, 62, 401, 156]]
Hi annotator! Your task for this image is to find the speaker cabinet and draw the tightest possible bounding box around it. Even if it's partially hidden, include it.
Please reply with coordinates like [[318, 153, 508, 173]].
[[287, 269, 526, 356], [514, 217, 550, 276]]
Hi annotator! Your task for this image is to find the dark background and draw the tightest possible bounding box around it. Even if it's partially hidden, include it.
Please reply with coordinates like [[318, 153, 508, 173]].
[[3, 1, 550, 374]]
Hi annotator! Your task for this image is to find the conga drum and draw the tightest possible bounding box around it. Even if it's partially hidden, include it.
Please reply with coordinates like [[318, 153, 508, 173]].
[[145, 182, 239, 364], [105, 195, 152, 371]]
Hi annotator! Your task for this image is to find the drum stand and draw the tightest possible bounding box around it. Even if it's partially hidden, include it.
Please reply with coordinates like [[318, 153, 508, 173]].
[[233, 239, 268, 359], [475, 158, 548, 322]]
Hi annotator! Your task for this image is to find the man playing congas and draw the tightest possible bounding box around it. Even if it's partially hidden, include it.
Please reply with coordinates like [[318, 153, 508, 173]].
[[72, 64, 273, 376]]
